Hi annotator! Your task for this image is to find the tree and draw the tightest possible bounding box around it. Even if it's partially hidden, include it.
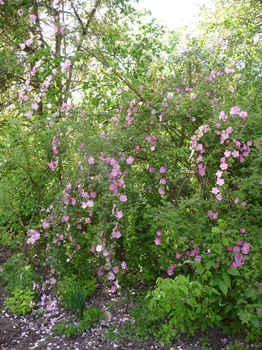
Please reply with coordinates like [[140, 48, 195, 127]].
[[0, 0, 166, 246]]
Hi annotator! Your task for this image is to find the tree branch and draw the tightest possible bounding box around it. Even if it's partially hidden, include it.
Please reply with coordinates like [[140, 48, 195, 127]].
[[64, 0, 102, 101]]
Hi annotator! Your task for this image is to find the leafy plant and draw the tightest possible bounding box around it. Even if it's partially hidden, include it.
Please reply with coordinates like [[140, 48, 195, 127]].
[[226, 340, 250, 350], [57, 276, 97, 318], [5, 288, 35, 315], [1, 253, 40, 293], [68, 285, 91, 319], [52, 320, 79, 339], [142, 275, 224, 344], [132, 268, 261, 345], [52, 306, 104, 338], [80, 307, 105, 329]]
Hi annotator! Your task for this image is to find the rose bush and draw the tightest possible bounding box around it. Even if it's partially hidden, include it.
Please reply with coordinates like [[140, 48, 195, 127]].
[[0, 0, 261, 343]]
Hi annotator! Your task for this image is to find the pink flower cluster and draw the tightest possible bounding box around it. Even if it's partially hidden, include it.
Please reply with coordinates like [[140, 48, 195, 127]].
[[88, 156, 95, 164], [187, 246, 201, 258], [19, 34, 34, 51], [211, 113, 253, 201], [63, 59, 71, 70], [126, 104, 137, 125], [191, 125, 209, 176], [48, 157, 59, 171], [167, 264, 176, 276], [38, 290, 58, 313], [207, 210, 218, 219], [233, 139, 252, 163], [52, 136, 60, 155], [102, 156, 128, 209], [18, 59, 44, 115], [146, 164, 167, 196], [126, 156, 134, 164], [219, 107, 248, 122], [225, 67, 235, 74], [167, 246, 203, 276], [111, 222, 122, 239], [29, 14, 36, 23], [40, 181, 99, 249], [204, 69, 223, 82], [162, 98, 168, 107], [219, 126, 234, 145], [27, 229, 40, 244], [230, 106, 248, 119], [154, 230, 162, 245], [92, 236, 127, 293], [145, 134, 158, 152], [228, 241, 251, 268], [42, 75, 53, 90]]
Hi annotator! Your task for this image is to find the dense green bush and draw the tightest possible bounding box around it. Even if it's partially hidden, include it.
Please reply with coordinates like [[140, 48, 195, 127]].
[[1, 253, 40, 294], [1, 253, 40, 315], [5, 289, 36, 315]]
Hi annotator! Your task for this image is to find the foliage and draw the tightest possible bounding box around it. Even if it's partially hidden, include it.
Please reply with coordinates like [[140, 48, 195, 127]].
[[52, 320, 80, 339], [106, 317, 149, 343], [146, 276, 221, 342], [1, 253, 40, 294], [1, 253, 39, 315], [140, 271, 261, 344], [52, 306, 104, 338], [57, 276, 97, 318], [225, 341, 250, 350], [5, 288, 36, 315]]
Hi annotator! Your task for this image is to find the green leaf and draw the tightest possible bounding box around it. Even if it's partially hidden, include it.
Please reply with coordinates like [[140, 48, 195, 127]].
[[225, 304, 234, 313], [218, 219, 227, 230], [165, 304, 171, 313], [177, 285, 188, 295], [211, 244, 218, 251], [211, 274, 220, 286], [227, 268, 240, 276], [205, 260, 216, 271], [82, 82, 89, 90], [218, 280, 228, 296], [200, 322, 207, 332], [221, 238, 229, 246], [180, 324, 186, 333], [222, 272, 231, 288], [196, 305, 202, 314], [196, 265, 205, 275], [211, 227, 220, 236], [188, 298, 198, 308]]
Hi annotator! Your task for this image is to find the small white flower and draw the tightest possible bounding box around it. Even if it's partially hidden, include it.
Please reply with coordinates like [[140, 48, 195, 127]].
[[96, 244, 103, 252]]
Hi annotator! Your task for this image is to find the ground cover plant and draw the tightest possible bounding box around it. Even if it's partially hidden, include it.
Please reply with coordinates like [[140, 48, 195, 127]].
[[0, 0, 261, 348]]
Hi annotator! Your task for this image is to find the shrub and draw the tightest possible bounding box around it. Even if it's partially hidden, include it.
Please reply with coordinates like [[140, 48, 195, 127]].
[[1, 253, 40, 294], [5, 289, 35, 315]]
